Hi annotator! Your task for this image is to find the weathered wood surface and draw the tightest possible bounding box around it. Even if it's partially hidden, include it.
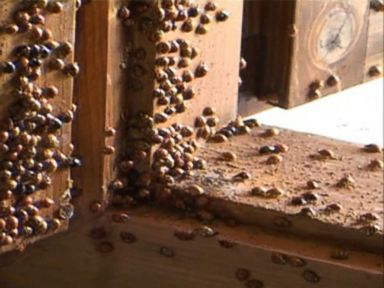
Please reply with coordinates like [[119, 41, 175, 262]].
[[286, 0, 370, 108], [0, 207, 382, 288], [364, 7, 383, 81], [240, 0, 382, 114], [258, 0, 296, 107], [171, 125, 384, 253], [104, 0, 243, 126], [0, 1, 382, 287], [154, 0, 243, 127], [71, 0, 112, 219], [238, 1, 266, 114], [240, 0, 262, 90], [72, 0, 244, 209], [0, 0, 77, 254]]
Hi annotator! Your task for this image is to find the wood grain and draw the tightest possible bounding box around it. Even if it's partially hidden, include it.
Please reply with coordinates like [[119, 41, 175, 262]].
[[170, 126, 384, 253], [239, 0, 264, 108], [72, 0, 112, 218], [0, 0, 77, 254], [258, 0, 296, 107], [241, 0, 381, 113], [364, 8, 384, 81], [72, 0, 244, 208], [286, 0, 370, 108], [0, 2, 382, 287], [0, 207, 382, 288]]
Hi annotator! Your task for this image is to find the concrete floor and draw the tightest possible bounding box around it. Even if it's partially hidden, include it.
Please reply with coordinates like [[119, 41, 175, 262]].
[[254, 79, 384, 146]]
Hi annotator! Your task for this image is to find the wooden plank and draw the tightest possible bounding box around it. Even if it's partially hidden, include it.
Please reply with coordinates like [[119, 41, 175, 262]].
[[0, 2, 381, 287], [0, 0, 77, 253], [242, 0, 375, 111], [258, 0, 296, 106], [103, 0, 125, 215], [239, 0, 264, 107], [71, 0, 112, 217], [72, 0, 243, 208], [364, 8, 383, 81], [114, 0, 243, 126], [168, 125, 384, 253], [0, 207, 382, 288], [153, 0, 243, 127]]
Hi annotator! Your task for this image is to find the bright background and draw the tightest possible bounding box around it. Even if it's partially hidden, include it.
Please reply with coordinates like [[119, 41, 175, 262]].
[[253, 78, 384, 146]]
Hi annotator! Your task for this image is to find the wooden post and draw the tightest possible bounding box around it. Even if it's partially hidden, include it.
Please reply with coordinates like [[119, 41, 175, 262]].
[[72, 0, 244, 209], [364, 4, 384, 81]]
